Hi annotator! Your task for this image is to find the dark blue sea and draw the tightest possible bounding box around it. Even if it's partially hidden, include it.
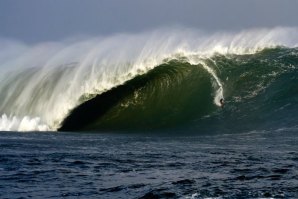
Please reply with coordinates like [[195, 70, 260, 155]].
[[0, 128, 297, 199]]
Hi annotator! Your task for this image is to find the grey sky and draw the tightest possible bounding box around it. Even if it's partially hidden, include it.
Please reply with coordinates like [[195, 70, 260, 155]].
[[0, 0, 297, 43]]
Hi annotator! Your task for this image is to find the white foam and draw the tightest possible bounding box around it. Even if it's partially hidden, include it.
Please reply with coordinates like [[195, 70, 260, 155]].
[[0, 27, 297, 131], [0, 114, 49, 131], [190, 60, 224, 106]]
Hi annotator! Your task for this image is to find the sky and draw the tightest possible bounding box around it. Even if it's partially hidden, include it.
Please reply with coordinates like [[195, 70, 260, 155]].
[[0, 0, 298, 43]]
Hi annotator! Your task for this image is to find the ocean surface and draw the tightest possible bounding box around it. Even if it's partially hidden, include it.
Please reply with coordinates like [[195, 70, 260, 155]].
[[0, 129, 297, 199], [0, 28, 298, 198]]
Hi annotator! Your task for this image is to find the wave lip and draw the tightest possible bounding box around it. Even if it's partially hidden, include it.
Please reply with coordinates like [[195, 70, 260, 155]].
[[59, 60, 217, 131]]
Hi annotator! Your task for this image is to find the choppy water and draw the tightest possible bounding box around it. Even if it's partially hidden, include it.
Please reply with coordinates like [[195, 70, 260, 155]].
[[0, 128, 297, 199]]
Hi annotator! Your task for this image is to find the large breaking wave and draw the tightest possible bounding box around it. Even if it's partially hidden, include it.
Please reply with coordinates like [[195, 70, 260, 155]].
[[0, 27, 298, 132]]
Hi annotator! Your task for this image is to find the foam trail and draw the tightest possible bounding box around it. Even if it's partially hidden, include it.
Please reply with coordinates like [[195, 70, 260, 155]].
[[185, 55, 224, 106], [200, 62, 224, 106], [0, 27, 297, 131]]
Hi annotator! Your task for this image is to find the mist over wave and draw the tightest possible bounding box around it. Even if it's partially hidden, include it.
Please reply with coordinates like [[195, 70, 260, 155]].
[[0, 27, 298, 131]]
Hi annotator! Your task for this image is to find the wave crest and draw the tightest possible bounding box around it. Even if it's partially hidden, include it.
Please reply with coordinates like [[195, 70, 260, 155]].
[[0, 27, 298, 131]]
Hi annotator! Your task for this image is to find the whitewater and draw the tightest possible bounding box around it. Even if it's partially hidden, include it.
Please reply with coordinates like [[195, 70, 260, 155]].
[[0, 27, 298, 131]]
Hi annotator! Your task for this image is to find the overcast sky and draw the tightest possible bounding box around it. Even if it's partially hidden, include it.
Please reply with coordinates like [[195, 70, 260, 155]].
[[0, 0, 297, 43]]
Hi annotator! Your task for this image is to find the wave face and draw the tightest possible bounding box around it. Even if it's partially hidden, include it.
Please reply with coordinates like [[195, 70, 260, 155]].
[[0, 27, 298, 132]]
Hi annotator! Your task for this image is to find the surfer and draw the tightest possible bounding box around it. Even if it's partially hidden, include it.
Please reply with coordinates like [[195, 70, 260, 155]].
[[220, 98, 224, 108]]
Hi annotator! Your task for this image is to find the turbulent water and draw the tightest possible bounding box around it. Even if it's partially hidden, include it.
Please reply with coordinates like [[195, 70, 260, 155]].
[[0, 28, 298, 198]]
